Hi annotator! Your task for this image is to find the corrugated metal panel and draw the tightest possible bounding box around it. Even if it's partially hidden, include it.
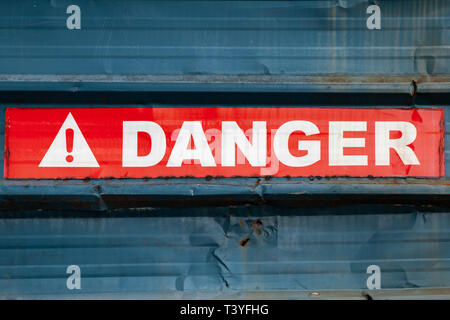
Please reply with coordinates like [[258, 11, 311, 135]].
[[0, 205, 449, 299], [0, 0, 448, 299], [0, 0, 448, 92]]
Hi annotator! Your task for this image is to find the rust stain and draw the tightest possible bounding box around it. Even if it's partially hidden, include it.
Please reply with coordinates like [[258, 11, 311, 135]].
[[240, 238, 250, 247], [252, 220, 263, 227], [315, 75, 450, 85]]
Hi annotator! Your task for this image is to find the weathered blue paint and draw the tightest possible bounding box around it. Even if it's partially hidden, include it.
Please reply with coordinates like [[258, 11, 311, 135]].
[[0, 0, 448, 298], [0, 0, 448, 92], [0, 206, 449, 298]]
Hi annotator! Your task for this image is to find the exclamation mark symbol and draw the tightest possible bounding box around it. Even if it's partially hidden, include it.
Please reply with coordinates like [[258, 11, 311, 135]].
[[65, 128, 74, 163]]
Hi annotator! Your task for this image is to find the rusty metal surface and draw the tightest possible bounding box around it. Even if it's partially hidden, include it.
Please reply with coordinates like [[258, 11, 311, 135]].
[[0, 178, 449, 212], [0, 75, 449, 93], [0, 0, 448, 299]]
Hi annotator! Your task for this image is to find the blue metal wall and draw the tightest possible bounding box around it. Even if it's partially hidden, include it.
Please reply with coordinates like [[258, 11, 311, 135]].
[[1, 206, 449, 298], [0, 0, 449, 298], [0, 0, 447, 92]]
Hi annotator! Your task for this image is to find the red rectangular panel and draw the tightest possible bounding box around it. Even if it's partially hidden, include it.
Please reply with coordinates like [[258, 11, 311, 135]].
[[4, 107, 444, 179]]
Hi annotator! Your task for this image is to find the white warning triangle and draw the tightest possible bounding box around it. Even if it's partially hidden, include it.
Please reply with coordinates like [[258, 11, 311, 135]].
[[39, 113, 99, 167]]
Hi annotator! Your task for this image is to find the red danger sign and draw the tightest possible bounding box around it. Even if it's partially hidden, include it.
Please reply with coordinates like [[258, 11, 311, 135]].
[[4, 107, 444, 179]]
